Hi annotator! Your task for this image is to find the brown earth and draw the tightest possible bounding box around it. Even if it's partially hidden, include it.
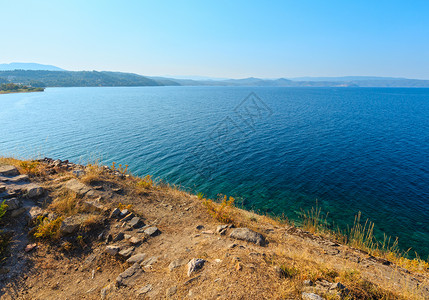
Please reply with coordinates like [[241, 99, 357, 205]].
[[0, 158, 428, 299]]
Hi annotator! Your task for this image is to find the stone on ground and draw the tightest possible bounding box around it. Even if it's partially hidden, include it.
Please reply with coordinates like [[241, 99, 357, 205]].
[[302, 292, 325, 300], [116, 263, 143, 286], [169, 258, 188, 271], [144, 226, 159, 236], [229, 228, 266, 246], [126, 253, 147, 264], [105, 245, 120, 255], [0, 165, 19, 176], [26, 184, 44, 198], [187, 258, 206, 276]]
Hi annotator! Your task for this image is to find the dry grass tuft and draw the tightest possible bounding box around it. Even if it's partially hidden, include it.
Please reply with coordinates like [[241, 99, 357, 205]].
[[80, 163, 105, 185], [50, 191, 81, 216], [202, 195, 235, 224], [33, 217, 63, 241]]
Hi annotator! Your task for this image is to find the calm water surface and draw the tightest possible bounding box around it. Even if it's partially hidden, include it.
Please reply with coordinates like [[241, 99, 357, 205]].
[[1, 87, 428, 257]]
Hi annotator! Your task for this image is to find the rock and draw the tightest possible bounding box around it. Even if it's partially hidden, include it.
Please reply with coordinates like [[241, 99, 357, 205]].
[[26, 206, 44, 224], [216, 224, 228, 234], [124, 234, 132, 240], [118, 247, 134, 258], [302, 292, 325, 300], [120, 213, 135, 222], [25, 243, 37, 252], [83, 200, 105, 212], [109, 208, 121, 218], [166, 286, 177, 297], [136, 284, 152, 295], [119, 209, 129, 217], [5, 174, 29, 183], [202, 230, 214, 234], [72, 170, 85, 177], [129, 237, 142, 245], [65, 179, 92, 196], [144, 226, 160, 237], [100, 284, 112, 299], [227, 243, 238, 249], [0, 165, 19, 176], [303, 279, 314, 286], [169, 258, 188, 271], [26, 184, 44, 198], [5, 198, 22, 211], [105, 245, 120, 255], [0, 185, 5, 193], [113, 232, 125, 242], [116, 263, 143, 287], [187, 258, 206, 276], [129, 217, 144, 228], [11, 207, 27, 217], [60, 215, 82, 234], [229, 228, 266, 246], [141, 256, 157, 267], [330, 282, 346, 290], [196, 225, 204, 230], [127, 253, 147, 264]]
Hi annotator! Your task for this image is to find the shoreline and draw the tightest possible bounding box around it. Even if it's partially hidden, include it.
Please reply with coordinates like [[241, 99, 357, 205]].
[[0, 90, 44, 95]]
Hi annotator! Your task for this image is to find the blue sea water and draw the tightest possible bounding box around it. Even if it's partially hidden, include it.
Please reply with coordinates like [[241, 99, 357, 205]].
[[1, 87, 428, 258]]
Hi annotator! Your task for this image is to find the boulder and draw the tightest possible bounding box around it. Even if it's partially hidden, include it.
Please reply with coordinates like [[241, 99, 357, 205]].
[[26, 206, 44, 224], [0, 165, 19, 176], [60, 215, 82, 234], [187, 258, 206, 276], [83, 200, 105, 212], [4, 198, 22, 211], [116, 263, 143, 286], [65, 179, 92, 196], [26, 184, 44, 198], [229, 228, 266, 246]]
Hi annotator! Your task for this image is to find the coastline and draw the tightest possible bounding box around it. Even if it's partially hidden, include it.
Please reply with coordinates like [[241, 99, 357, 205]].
[[0, 89, 44, 95], [0, 157, 428, 299]]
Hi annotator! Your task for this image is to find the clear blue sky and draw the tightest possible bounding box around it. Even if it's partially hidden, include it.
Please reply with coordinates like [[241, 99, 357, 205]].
[[1, 0, 429, 79]]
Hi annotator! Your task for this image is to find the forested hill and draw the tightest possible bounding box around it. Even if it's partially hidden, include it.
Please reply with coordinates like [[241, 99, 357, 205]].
[[0, 70, 161, 87], [2, 70, 429, 88]]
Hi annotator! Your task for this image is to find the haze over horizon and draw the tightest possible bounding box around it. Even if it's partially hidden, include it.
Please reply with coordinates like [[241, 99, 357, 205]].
[[2, 0, 429, 79]]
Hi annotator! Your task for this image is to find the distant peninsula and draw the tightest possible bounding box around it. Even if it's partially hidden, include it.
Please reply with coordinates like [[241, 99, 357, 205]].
[[0, 83, 44, 94]]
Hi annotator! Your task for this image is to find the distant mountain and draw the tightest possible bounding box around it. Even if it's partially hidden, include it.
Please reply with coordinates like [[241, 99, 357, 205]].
[[1, 69, 429, 88], [0, 63, 65, 71], [0, 70, 159, 87], [290, 76, 409, 82]]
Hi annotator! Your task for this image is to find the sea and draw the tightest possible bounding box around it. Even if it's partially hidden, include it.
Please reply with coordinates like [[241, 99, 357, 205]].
[[1, 86, 428, 258]]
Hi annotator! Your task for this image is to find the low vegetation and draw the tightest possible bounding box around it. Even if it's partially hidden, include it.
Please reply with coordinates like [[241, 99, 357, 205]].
[[0, 83, 44, 94]]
